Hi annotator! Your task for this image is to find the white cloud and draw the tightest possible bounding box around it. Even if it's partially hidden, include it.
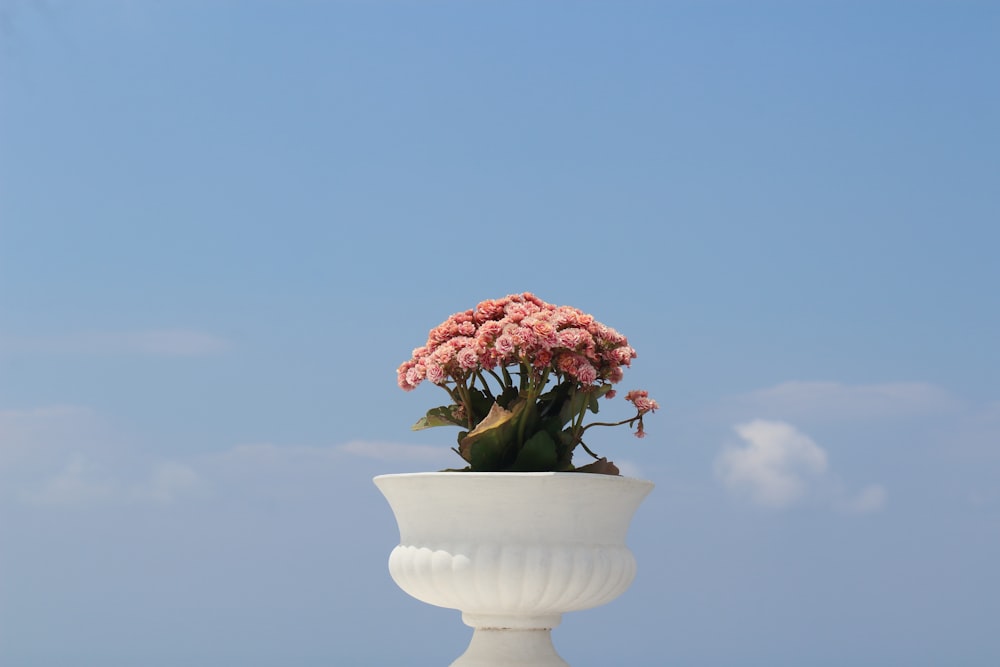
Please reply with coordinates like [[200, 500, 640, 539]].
[[3, 418, 436, 509], [715, 420, 888, 513], [17, 456, 206, 508], [205, 442, 385, 479], [731, 381, 959, 421], [211, 442, 340, 467], [136, 462, 205, 504], [1, 404, 207, 506], [715, 420, 828, 508], [0, 405, 99, 468], [20, 455, 114, 507], [837, 484, 888, 514]]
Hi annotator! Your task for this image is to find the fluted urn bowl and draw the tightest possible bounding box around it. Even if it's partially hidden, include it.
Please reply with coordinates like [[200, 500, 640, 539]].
[[374, 471, 654, 667]]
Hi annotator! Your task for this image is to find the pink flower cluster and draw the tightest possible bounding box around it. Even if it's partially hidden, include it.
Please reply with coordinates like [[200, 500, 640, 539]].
[[624, 389, 659, 414], [624, 390, 660, 438], [397, 293, 638, 391]]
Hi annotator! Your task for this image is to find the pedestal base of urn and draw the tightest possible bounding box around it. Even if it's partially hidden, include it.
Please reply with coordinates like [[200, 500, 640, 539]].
[[450, 615, 569, 667]]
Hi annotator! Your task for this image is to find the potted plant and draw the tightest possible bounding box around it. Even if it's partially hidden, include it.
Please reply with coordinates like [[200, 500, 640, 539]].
[[375, 293, 658, 667]]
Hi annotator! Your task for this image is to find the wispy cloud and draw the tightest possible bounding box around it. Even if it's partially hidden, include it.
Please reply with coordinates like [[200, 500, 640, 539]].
[[135, 462, 205, 505], [0, 404, 105, 472], [19, 455, 115, 507], [0, 329, 230, 357], [715, 419, 885, 513], [836, 484, 887, 514], [338, 440, 456, 464], [1, 405, 460, 508], [728, 381, 959, 422], [210, 442, 341, 467], [1, 404, 206, 507]]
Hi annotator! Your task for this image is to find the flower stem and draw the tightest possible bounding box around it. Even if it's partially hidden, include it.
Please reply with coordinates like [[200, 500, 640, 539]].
[[581, 414, 640, 432], [475, 371, 495, 400]]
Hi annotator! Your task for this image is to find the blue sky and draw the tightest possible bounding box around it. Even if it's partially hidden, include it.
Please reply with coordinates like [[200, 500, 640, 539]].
[[1, 1, 998, 665]]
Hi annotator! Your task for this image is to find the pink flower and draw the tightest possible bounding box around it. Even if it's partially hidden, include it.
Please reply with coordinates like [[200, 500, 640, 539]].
[[550, 307, 577, 328], [397, 361, 417, 390], [456, 347, 479, 370], [426, 363, 447, 385], [405, 363, 427, 387], [429, 343, 456, 371], [556, 352, 579, 375], [624, 389, 647, 402], [633, 397, 658, 412], [524, 317, 557, 347], [625, 389, 659, 413], [556, 327, 592, 351], [593, 323, 626, 346], [531, 348, 553, 369], [477, 320, 503, 341], [475, 299, 506, 322], [505, 303, 529, 323], [575, 361, 598, 385], [480, 347, 503, 369], [494, 334, 516, 358], [609, 346, 636, 366], [521, 292, 546, 308], [428, 322, 456, 347], [516, 325, 541, 350]]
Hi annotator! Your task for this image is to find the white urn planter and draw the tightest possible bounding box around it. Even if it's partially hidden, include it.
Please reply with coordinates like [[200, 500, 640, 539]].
[[374, 471, 654, 667]]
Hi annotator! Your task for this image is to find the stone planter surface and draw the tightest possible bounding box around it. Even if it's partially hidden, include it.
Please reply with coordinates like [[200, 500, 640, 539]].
[[375, 471, 653, 667]]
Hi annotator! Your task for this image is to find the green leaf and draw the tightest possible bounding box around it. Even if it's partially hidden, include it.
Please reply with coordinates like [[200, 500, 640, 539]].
[[553, 426, 578, 467], [469, 438, 509, 471], [496, 385, 520, 410], [467, 388, 497, 425], [559, 386, 591, 426], [412, 406, 465, 430], [537, 381, 572, 418], [508, 430, 558, 472], [459, 401, 525, 471], [589, 384, 613, 414]]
